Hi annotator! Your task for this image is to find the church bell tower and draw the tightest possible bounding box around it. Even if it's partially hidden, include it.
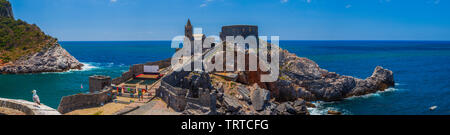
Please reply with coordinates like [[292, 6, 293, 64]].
[[185, 19, 194, 41]]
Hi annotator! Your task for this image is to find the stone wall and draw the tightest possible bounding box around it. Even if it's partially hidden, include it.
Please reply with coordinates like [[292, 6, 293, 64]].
[[156, 81, 216, 112], [57, 90, 113, 114], [0, 97, 60, 115], [112, 64, 144, 85], [187, 88, 216, 112], [157, 81, 187, 111], [89, 75, 111, 93]]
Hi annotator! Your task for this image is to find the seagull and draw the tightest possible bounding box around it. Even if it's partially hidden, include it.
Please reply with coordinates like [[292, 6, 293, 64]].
[[32, 90, 41, 105]]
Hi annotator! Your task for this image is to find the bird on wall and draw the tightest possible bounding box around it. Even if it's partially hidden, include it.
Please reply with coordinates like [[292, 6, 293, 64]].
[[32, 90, 41, 105]]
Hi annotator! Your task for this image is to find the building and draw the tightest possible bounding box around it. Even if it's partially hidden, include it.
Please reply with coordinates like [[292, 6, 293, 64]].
[[185, 19, 194, 41], [179, 19, 207, 53], [220, 25, 259, 41], [186, 19, 206, 41], [156, 71, 216, 113], [89, 75, 112, 93]]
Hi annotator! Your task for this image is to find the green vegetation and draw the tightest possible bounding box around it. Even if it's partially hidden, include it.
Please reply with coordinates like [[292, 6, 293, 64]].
[[0, 0, 54, 63], [279, 75, 289, 81], [92, 110, 103, 115], [230, 82, 236, 88]]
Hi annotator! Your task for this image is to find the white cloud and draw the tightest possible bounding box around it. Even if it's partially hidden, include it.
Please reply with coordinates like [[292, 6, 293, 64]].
[[282, 0, 311, 4], [425, 0, 440, 5], [345, 4, 352, 8], [200, 0, 215, 7], [110, 0, 117, 3], [434, 0, 440, 4]]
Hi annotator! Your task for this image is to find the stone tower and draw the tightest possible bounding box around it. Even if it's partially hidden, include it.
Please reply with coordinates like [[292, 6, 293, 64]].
[[185, 19, 194, 41]]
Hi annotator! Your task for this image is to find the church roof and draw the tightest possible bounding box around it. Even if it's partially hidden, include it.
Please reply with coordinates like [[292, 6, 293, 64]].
[[187, 19, 192, 26]]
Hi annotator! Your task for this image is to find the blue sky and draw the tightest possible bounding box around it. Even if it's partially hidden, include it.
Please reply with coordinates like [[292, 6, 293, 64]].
[[9, 0, 450, 41]]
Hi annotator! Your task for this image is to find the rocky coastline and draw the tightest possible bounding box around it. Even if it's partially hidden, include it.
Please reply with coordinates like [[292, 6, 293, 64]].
[[165, 47, 395, 115], [0, 40, 83, 74], [1, 0, 83, 74]]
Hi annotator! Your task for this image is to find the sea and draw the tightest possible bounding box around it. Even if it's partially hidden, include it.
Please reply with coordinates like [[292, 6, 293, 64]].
[[0, 40, 449, 115]]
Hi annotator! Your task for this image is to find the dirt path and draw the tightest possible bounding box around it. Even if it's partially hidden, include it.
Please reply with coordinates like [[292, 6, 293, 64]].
[[125, 98, 181, 115]]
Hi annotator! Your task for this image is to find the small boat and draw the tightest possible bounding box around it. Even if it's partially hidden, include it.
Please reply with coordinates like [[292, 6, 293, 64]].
[[328, 110, 342, 115], [429, 106, 438, 111]]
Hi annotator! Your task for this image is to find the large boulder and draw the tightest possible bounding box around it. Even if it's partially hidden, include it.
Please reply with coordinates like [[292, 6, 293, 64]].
[[272, 100, 309, 115], [292, 99, 309, 115], [274, 102, 297, 115], [237, 86, 251, 103], [223, 95, 242, 112], [275, 78, 297, 101], [250, 84, 271, 111]]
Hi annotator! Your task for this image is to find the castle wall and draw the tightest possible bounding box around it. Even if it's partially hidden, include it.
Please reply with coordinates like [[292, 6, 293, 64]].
[[156, 81, 216, 112], [57, 90, 113, 114], [112, 64, 144, 85], [157, 81, 187, 111], [89, 76, 111, 93], [220, 25, 259, 41]]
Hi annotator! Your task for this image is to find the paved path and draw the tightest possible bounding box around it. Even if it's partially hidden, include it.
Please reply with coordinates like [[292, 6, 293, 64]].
[[125, 99, 181, 115]]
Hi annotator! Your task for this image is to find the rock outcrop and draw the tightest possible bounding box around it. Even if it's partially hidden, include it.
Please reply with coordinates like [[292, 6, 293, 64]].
[[271, 49, 395, 102], [0, 0, 13, 18], [268, 100, 309, 115], [250, 84, 270, 111], [0, 40, 83, 74], [0, 0, 83, 74], [0, 97, 61, 115], [156, 36, 394, 115], [232, 48, 395, 102], [159, 47, 394, 115]]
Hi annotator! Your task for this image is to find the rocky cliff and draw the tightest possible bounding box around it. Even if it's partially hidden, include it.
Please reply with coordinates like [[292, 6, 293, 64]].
[[0, 40, 83, 73], [0, 0, 83, 73], [0, 0, 13, 18], [273, 49, 394, 102], [163, 44, 394, 115]]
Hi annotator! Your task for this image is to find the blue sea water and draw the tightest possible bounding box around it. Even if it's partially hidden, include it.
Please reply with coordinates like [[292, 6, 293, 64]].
[[1, 41, 449, 115]]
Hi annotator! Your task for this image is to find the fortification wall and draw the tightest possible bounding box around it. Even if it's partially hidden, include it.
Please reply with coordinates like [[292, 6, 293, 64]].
[[0, 97, 60, 115], [157, 82, 187, 111], [112, 64, 144, 85], [57, 90, 113, 114], [156, 81, 216, 112]]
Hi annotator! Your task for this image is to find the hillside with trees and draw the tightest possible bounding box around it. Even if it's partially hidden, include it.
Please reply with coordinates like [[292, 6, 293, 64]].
[[0, 0, 54, 64]]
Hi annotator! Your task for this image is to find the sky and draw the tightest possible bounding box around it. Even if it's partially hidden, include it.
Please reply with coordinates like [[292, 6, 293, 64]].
[[8, 0, 450, 41]]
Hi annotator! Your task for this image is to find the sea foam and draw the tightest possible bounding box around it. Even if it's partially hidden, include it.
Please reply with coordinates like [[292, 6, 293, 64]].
[[346, 87, 400, 100], [307, 86, 402, 115], [80, 62, 100, 71], [42, 62, 100, 74], [307, 102, 352, 115]]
